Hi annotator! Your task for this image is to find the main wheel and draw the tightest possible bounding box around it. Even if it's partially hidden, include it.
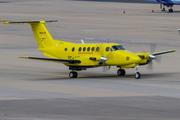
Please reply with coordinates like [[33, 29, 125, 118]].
[[161, 8, 165, 11], [117, 69, 126, 76], [134, 72, 141, 79], [121, 69, 126, 76], [69, 71, 78, 78], [169, 9, 173, 12]]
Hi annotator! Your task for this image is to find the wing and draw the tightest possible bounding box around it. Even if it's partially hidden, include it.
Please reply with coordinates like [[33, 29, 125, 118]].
[[143, 0, 160, 2], [143, 0, 175, 4], [19, 56, 81, 63], [152, 49, 176, 55], [136, 49, 176, 66]]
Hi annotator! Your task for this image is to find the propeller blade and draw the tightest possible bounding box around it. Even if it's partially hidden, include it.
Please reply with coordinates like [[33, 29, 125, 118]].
[[102, 66, 111, 72], [150, 44, 156, 53], [155, 56, 161, 64], [160, 4, 162, 9], [147, 61, 153, 70]]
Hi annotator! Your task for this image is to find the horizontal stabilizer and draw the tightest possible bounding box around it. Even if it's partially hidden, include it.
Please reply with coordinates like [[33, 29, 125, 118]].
[[3, 20, 58, 24], [19, 56, 81, 63], [152, 49, 176, 56]]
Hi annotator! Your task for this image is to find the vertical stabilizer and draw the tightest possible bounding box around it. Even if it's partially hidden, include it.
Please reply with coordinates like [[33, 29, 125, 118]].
[[30, 21, 55, 48], [3, 20, 58, 48]]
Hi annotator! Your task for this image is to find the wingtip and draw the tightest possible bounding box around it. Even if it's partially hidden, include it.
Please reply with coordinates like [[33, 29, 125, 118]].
[[19, 56, 28, 58], [2, 21, 9, 24]]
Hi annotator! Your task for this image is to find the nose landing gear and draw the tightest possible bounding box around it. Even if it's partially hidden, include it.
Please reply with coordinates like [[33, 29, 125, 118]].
[[134, 64, 141, 79]]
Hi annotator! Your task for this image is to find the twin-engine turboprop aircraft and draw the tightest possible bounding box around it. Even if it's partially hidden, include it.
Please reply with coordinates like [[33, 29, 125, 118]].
[[3, 20, 176, 79]]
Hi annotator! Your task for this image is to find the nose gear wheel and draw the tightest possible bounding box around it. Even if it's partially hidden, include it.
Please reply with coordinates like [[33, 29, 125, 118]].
[[134, 72, 141, 79]]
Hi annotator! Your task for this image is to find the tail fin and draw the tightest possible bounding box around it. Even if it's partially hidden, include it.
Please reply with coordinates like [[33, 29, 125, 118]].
[[3, 20, 58, 48]]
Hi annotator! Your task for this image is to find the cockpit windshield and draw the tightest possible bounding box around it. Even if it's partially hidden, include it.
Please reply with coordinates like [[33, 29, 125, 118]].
[[112, 45, 125, 51]]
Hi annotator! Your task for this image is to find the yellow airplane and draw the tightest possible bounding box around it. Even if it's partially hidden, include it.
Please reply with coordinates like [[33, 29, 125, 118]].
[[3, 20, 176, 79]]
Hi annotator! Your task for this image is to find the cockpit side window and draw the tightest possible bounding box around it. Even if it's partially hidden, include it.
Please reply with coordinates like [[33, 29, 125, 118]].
[[112, 45, 125, 51], [105, 47, 109, 52]]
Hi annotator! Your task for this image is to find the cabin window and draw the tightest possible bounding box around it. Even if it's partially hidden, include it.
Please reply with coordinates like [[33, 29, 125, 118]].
[[106, 47, 109, 52], [64, 48, 67, 51], [96, 47, 99, 51], [91, 47, 95, 51], [87, 47, 90, 51], [83, 47, 86, 51], [78, 47, 82, 51], [72, 47, 75, 52]]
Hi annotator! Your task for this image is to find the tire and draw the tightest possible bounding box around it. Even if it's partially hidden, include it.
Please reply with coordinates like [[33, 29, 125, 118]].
[[73, 72, 78, 78], [117, 69, 126, 76], [169, 9, 173, 12], [117, 69, 122, 76], [69, 71, 78, 78], [121, 69, 126, 76], [134, 72, 141, 79]]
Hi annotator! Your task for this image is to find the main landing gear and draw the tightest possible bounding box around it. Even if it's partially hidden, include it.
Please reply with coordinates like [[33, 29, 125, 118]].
[[168, 8, 173, 12], [69, 71, 78, 78], [168, 5, 173, 12], [117, 69, 126, 76], [162, 7, 165, 11], [160, 4, 173, 12]]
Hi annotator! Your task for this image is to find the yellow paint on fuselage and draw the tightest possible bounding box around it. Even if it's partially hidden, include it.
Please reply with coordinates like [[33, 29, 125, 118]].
[[39, 42, 141, 67]]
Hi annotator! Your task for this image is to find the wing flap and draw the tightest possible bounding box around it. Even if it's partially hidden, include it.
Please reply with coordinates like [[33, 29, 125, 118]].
[[19, 56, 81, 63]]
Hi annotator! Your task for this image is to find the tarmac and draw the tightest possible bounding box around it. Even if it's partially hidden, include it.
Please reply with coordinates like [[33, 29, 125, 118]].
[[0, 0, 180, 120]]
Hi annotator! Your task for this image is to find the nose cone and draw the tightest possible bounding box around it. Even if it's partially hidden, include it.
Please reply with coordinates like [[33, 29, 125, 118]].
[[132, 56, 141, 63]]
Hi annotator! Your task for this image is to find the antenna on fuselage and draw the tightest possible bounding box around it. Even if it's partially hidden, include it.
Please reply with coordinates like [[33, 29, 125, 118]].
[[81, 39, 84, 44]]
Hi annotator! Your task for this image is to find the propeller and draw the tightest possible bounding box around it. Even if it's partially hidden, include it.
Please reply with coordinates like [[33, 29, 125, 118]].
[[147, 44, 161, 70], [102, 66, 111, 72], [160, 3, 162, 9], [96, 56, 110, 72]]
